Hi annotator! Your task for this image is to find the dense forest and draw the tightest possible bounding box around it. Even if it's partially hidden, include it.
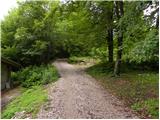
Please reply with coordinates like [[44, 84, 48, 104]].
[[1, 0, 159, 119]]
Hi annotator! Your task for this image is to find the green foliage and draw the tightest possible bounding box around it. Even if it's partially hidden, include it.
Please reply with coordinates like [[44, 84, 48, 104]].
[[25, 40, 48, 56], [131, 99, 159, 118], [89, 47, 107, 62], [1, 47, 18, 60], [1, 8, 19, 47], [121, 1, 159, 65], [87, 62, 114, 75], [68, 56, 97, 64], [2, 1, 158, 67], [11, 64, 59, 88], [127, 29, 158, 63], [1, 86, 47, 119], [1, 1, 59, 65], [68, 56, 86, 64], [1, 1, 159, 119], [87, 63, 159, 118]]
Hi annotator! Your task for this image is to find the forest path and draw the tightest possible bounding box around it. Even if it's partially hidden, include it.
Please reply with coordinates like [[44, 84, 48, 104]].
[[37, 60, 137, 119]]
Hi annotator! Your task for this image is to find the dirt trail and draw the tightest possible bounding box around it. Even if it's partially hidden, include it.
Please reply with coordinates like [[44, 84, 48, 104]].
[[37, 60, 138, 119], [1, 87, 21, 109]]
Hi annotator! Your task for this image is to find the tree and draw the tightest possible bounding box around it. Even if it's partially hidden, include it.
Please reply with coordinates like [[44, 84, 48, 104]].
[[105, 2, 114, 63], [88, 1, 114, 62], [1, 0, 158, 70], [114, 1, 124, 76]]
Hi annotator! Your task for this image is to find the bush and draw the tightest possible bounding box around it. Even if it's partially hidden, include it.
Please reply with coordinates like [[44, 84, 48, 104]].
[[68, 56, 87, 64], [1, 47, 18, 61], [124, 29, 159, 64], [11, 64, 59, 88], [89, 47, 108, 62]]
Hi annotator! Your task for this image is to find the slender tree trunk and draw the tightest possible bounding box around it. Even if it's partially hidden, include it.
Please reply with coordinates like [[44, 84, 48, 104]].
[[114, 1, 124, 76], [47, 42, 51, 62], [107, 29, 113, 63], [156, 12, 159, 29], [114, 31, 123, 76], [107, 3, 113, 63]]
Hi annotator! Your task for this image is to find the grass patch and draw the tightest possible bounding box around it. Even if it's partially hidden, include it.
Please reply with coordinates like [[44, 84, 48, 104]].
[[131, 99, 159, 119], [86, 62, 159, 119], [1, 86, 47, 119], [68, 56, 100, 64], [2, 64, 60, 118]]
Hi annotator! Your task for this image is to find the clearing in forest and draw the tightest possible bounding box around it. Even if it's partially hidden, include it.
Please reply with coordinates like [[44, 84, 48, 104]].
[[37, 60, 138, 119]]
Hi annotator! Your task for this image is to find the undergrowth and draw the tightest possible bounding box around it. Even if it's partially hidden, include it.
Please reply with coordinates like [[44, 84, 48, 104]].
[[68, 56, 100, 66], [11, 64, 59, 88], [86, 62, 159, 119], [2, 64, 60, 119]]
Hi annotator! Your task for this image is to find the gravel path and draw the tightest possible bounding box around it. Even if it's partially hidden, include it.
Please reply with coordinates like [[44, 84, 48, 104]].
[[37, 60, 138, 119]]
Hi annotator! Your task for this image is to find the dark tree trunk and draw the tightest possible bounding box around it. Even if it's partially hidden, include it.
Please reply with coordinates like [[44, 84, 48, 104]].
[[107, 29, 113, 63], [114, 1, 124, 76], [47, 43, 52, 63], [107, 3, 114, 63], [156, 12, 159, 29]]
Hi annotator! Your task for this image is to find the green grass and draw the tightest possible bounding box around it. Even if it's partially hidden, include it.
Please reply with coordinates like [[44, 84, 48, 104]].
[[2, 64, 60, 119], [86, 62, 159, 119], [68, 56, 100, 64], [1, 86, 48, 119], [2, 64, 59, 119], [131, 99, 159, 119]]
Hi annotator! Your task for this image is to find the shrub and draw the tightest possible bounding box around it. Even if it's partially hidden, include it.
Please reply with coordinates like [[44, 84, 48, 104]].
[[124, 29, 159, 64], [11, 64, 59, 88], [89, 47, 107, 62], [68, 56, 87, 64]]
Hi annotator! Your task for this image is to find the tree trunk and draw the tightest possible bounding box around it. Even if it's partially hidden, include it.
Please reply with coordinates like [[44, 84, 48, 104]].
[[107, 29, 113, 63], [107, 3, 113, 63], [114, 32, 123, 76], [156, 12, 159, 29], [114, 1, 124, 76]]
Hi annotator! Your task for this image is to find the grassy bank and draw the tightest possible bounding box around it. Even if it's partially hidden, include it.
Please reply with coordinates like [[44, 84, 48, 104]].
[[68, 56, 90, 64], [86, 62, 159, 119], [2, 64, 59, 119], [1, 86, 47, 119]]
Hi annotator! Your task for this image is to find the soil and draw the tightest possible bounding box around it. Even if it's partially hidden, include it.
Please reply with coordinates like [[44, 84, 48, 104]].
[[1, 87, 21, 109], [37, 60, 138, 119]]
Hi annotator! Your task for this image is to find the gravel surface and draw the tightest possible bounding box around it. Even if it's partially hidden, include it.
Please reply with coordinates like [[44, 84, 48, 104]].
[[37, 60, 138, 119]]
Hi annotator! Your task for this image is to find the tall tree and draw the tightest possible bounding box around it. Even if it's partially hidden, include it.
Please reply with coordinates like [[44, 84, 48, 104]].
[[114, 1, 124, 76], [89, 1, 114, 62], [106, 2, 114, 63]]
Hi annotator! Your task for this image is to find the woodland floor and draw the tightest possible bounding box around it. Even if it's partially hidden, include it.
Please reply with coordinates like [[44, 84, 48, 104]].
[[37, 60, 138, 119]]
